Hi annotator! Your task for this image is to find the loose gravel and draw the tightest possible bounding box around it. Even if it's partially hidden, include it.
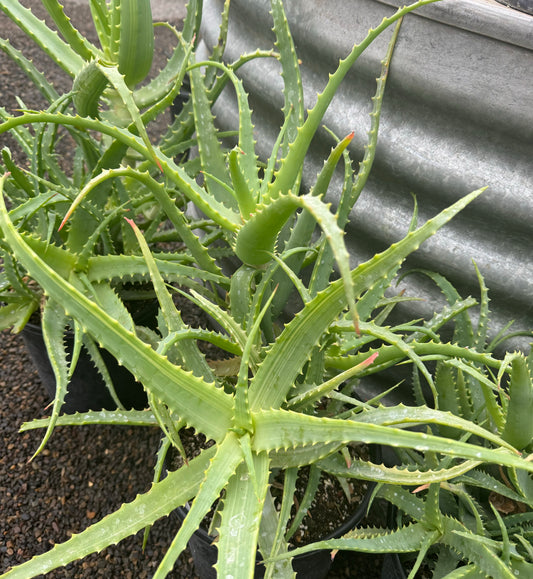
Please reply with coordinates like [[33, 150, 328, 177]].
[[0, 330, 200, 578]]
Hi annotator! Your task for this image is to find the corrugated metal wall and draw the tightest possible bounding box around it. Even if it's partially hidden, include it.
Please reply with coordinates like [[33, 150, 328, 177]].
[[200, 0, 533, 354]]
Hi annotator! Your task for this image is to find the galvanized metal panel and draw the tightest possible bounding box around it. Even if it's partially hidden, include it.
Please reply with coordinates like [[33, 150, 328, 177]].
[[200, 0, 533, 351]]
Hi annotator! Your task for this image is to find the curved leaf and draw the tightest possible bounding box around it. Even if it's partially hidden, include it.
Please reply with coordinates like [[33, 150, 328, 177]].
[[252, 409, 531, 473]]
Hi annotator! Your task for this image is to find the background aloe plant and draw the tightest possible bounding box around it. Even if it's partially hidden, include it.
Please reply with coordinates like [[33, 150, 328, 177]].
[[0, 0, 269, 416], [1, 1, 532, 578], [272, 271, 533, 578], [0, 0, 194, 331]]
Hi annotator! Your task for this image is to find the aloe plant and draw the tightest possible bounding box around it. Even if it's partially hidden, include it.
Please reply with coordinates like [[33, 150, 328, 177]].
[[1, 1, 532, 578], [0, 0, 271, 329], [0, 0, 270, 414], [281, 271, 533, 578], [0, 0, 198, 331]]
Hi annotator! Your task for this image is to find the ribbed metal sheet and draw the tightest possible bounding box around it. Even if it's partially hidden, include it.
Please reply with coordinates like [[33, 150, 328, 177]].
[[200, 0, 533, 351]]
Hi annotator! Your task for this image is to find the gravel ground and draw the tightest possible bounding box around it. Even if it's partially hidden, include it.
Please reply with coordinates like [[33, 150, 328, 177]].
[[0, 330, 385, 577], [0, 1, 386, 577], [0, 330, 200, 578]]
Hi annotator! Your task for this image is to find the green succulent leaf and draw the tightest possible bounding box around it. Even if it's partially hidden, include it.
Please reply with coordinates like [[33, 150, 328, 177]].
[[501, 353, 533, 451], [269, 522, 428, 560], [20, 409, 158, 431], [189, 61, 235, 208], [317, 453, 482, 485], [271, 0, 304, 155], [116, 0, 154, 88], [126, 217, 214, 380], [252, 408, 532, 473], [72, 60, 109, 118], [0, 298, 38, 333], [41, 0, 97, 61], [153, 432, 244, 579], [0, 448, 215, 579], [0, 0, 85, 76], [215, 454, 271, 579], [0, 38, 60, 105], [267, 0, 441, 201], [1, 111, 242, 231], [31, 299, 70, 459]]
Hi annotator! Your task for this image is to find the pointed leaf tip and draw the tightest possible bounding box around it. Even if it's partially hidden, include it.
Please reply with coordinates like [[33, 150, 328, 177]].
[[412, 483, 430, 493], [58, 212, 69, 232], [362, 351, 379, 367], [124, 216, 137, 229]]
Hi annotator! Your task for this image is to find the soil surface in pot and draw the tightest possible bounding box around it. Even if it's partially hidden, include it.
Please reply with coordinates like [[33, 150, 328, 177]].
[[167, 432, 374, 546], [167, 428, 387, 578]]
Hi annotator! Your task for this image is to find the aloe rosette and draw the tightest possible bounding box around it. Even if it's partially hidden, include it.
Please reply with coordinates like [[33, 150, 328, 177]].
[[3, 167, 532, 578], [1, 1, 532, 578]]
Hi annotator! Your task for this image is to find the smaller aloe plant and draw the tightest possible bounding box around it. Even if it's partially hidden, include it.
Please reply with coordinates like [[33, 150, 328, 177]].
[[1, 1, 532, 578], [0, 0, 193, 332], [278, 270, 533, 578], [0, 0, 268, 334]]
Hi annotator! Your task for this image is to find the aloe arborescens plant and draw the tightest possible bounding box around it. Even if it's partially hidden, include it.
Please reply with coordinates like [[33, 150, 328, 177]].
[[1, 1, 532, 578], [0, 0, 261, 414], [0, 0, 222, 335]]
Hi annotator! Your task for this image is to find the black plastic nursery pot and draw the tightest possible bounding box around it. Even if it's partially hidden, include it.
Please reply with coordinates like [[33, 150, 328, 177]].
[[379, 503, 409, 579], [20, 297, 159, 413], [381, 552, 405, 579], [174, 483, 376, 579], [21, 321, 148, 413]]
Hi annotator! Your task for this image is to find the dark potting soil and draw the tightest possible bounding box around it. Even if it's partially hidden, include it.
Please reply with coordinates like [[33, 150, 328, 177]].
[[0, 329, 200, 579], [0, 1, 385, 576]]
